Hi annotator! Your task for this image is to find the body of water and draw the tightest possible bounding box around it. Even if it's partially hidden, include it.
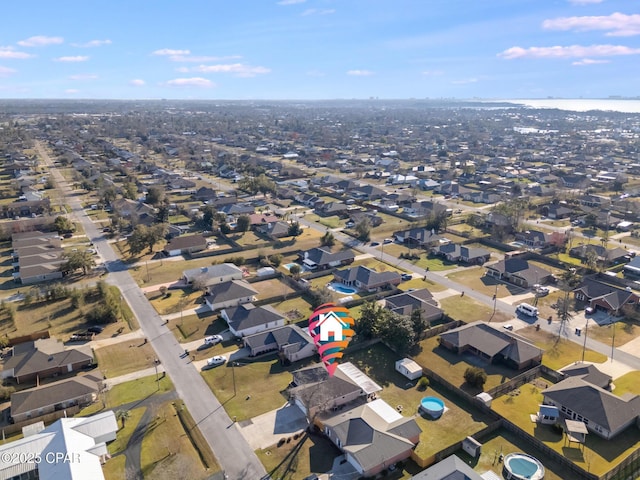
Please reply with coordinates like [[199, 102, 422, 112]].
[[502, 98, 640, 113]]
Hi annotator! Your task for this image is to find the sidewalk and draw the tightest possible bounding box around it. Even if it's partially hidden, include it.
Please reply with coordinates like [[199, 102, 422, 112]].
[[65, 330, 146, 351], [103, 365, 166, 389]]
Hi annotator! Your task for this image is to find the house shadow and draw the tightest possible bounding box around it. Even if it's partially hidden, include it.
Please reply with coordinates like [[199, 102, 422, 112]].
[[272, 403, 307, 435], [562, 446, 585, 462], [480, 275, 524, 295]]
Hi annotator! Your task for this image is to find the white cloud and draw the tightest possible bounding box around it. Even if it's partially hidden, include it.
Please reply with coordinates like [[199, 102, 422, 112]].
[[422, 70, 444, 76], [189, 63, 271, 77], [451, 78, 478, 85], [0, 47, 33, 59], [129, 79, 146, 86], [499, 44, 640, 59], [568, 0, 603, 5], [69, 74, 98, 80], [153, 48, 191, 56], [301, 8, 335, 16], [0, 66, 17, 77], [166, 77, 215, 87], [18, 35, 63, 47], [54, 56, 89, 62], [543, 13, 640, 37], [347, 70, 374, 76], [65, 89, 80, 94], [277, 0, 306, 4], [572, 58, 610, 65], [71, 39, 112, 48]]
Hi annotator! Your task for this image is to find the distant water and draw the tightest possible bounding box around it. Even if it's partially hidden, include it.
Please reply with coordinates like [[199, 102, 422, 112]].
[[501, 98, 640, 113]]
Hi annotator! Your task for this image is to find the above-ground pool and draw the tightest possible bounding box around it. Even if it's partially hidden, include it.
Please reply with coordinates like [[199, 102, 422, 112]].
[[419, 396, 445, 419], [285, 263, 312, 273], [327, 282, 359, 295], [503, 453, 545, 480]]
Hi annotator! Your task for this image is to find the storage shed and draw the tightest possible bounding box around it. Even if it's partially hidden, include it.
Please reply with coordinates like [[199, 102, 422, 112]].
[[395, 358, 423, 380]]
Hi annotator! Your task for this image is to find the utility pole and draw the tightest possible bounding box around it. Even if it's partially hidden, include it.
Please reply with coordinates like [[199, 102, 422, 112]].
[[581, 319, 588, 363]]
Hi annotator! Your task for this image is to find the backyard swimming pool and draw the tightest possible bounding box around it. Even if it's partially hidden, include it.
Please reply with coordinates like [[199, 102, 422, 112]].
[[327, 282, 359, 295]]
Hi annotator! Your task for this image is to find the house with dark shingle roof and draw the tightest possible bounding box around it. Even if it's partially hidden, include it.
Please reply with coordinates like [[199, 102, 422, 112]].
[[485, 257, 553, 288], [561, 362, 612, 390], [220, 303, 285, 337], [409, 454, 484, 480], [204, 280, 258, 311], [393, 227, 444, 248], [543, 367, 640, 440], [384, 289, 443, 324], [569, 244, 629, 266], [322, 398, 421, 478], [298, 247, 355, 271], [573, 277, 639, 315], [433, 243, 490, 264], [333, 265, 401, 293], [243, 325, 315, 362], [439, 321, 543, 370], [163, 234, 207, 257], [515, 229, 550, 249], [255, 220, 291, 239]]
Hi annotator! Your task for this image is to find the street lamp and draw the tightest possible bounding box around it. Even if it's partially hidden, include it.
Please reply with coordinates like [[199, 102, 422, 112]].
[[581, 319, 588, 363], [231, 361, 237, 396], [154, 358, 160, 390]]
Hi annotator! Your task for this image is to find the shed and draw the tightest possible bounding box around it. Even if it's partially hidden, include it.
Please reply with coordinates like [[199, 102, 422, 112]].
[[256, 267, 276, 277], [475, 392, 493, 407], [395, 358, 423, 380], [462, 436, 482, 458]]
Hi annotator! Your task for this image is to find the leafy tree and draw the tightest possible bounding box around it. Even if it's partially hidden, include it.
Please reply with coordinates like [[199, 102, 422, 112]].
[[127, 223, 168, 255], [63, 250, 96, 275], [308, 286, 336, 309], [320, 231, 336, 247], [122, 181, 138, 200], [156, 204, 170, 223], [289, 264, 301, 279], [116, 409, 130, 429], [410, 308, 429, 341], [236, 215, 251, 232], [355, 218, 371, 242], [145, 186, 165, 206], [219, 222, 231, 234], [288, 221, 303, 237], [358, 301, 384, 339], [54, 216, 75, 233], [379, 313, 414, 354], [99, 186, 117, 207], [269, 254, 283, 267], [464, 367, 487, 389]]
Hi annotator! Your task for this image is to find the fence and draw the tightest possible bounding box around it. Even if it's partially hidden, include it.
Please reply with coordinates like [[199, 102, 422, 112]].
[[8, 330, 49, 346], [1, 405, 81, 437], [485, 366, 543, 399]]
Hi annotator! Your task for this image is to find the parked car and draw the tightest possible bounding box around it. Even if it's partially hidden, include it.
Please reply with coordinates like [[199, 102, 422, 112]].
[[383, 238, 393, 244], [204, 335, 223, 346], [401, 273, 413, 281], [370, 242, 380, 247], [503, 324, 514, 330], [87, 326, 104, 334], [585, 306, 595, 314], [204, 356, 226, 368]]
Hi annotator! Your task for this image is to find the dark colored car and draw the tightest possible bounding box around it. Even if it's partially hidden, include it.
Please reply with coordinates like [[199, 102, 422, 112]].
[[87, 326, 104, 334]]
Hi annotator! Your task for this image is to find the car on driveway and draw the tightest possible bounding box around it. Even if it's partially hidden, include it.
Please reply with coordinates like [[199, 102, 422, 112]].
[[370, 242, 380, 247], [585, 306, 595, 315], [204, 335, 223, 346], [503, 324, 514, 330], [204, 355, 226, 369], [383, 238, 393, 244]]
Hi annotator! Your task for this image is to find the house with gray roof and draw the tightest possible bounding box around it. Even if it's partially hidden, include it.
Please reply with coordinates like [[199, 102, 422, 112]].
[[484, 257, 553, 288], [1, 338, 93, 384], [572, 277, 639, 315], [220, 303, 285, 337], [10, 372, 103, 423], [569, 244, 629, 266], [11, 231, 64, 285], [298, 247, 355, 271], [333, 265, 401, 293], [542, 372, 640, 440], [439, 321, 543, 370], [561, 362, 612, 390], [243, 325, 315, 362], [204, 279, 258, 311], [393, 227, 445, 248], [182, 263, 244, 287], [255, 220, 291, 239], [409, 454, 484, 480], [322, 398, 421, 478], [433, 243, 491, 265], [163, 234, 207, 257], [384, 289, 444, 324]]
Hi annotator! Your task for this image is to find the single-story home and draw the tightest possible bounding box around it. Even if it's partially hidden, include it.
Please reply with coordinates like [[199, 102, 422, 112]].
[[439, 321, 543, 370], [163, 234, 207, 257], [255, 221, 291, 239], [333, 265, 401, 293], [182, 263, 244, 287], [204, 280, 258, 311], [220, 303, 285, 337], [409, 455, 484, 480], [384, 289, 444, 324], [298, 247, 355, 271], [433, 243, 490, 264], [569, 245, 629, 266], [485, 257, 553, 288], [393, 228, 445, 248], [243, 325, 316, 362], [573, 277, 639, 315]]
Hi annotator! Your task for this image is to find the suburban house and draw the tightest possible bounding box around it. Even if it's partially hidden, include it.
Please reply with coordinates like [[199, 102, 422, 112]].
[[248, 213, 279, 227], [432, 243, 491, 264], [544, 204, 574, 219], [204, 279, 258, 311], [438, 321, 544, 370], [294, 193, 324, 208], [1, 338, 93, 384], [402, 201, 447, 219], [298, 247, 355, 271], [623, 256, 640, 277], [255, 220, 291, 239], [569, 245, 629, 266], [289, 362, 382, 420], [110, 198, 156, 223], [410, 454, 484, 480], [182, 263, 244, 287], [10, 372, 103, 423], [0, 410, 117, 480], [542, 366, 640, 440], [573, 277, 639, 315], [393, 228, 445, 248], [348, 210, 383, 227], [323, 398, 422, 478], [163, 233, 207, 257], [12, 231, 64, 285], [561, 362, 612, 390], [333, 265, 402, 293], [484, 257, 553, 288], [514, 230, 550, 249], [243, 325, 316, 362], [315, 201, 349, 217], [384, 289, 444, 324], [220, 303, 285, 337]]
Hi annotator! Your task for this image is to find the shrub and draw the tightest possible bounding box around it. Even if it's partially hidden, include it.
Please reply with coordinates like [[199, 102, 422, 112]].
[[0, 384, 15, 401], [270, 254, 283, 267], [464, 367, 487, 389], [417, 376, 429, 391]]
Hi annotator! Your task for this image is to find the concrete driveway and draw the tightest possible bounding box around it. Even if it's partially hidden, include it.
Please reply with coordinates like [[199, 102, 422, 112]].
[[238, 402, 308, 450]]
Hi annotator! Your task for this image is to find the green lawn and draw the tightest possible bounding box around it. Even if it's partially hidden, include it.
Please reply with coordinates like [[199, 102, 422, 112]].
[[147, 288, 203, 316], [304, 213, 344, 229], [399, 277, 448, 293], [612, 371, 640, 397], [167, 310, 225, 343], [270, 296, 314, 322], [95, 340, 162, 378], [445, 267, 525, 299], [108, 406, 146, 455], [439, 295, 511, 324]]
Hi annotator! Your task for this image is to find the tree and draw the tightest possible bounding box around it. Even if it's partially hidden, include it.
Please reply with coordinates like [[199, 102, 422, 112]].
[[63, 250, 96, 275], [320, 231, 336, 247], [54, 216, 75, 233], [355, 218, 371, 242], [410, 308, 429, 341], [156, 204, 170, 223], [127, 223, 168, 255], [288, 221, 303, 237], [122, 181, 138, 200], [379, 313, 414, 354], [116, 409, 130, 429], [236, 214, 251, 232], [146, 186, 165, 206], [289, 264, 301, 279], [357, 301, 384, 339], [464, 367, 487, 389], [308, 286, 336, 309]]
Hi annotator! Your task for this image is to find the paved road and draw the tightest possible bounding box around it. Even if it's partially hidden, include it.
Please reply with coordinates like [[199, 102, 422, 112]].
[[37, 141, 266, 480]]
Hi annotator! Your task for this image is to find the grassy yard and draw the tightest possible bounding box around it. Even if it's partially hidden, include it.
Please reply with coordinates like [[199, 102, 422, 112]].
[[95, 340, 162, 378], [439, 295, 511, 324], [108, 406, 146, 455], [517, 326, 607, 370], [270, 295, 314, 322], [612, 371, 640, 397], [230, 231, 272, 247], [201, 354, 316, 422], [492, 381, 640, 476], [588, 318, 640, 348], [445, 267, 526, 299], [167, 310, 225, 343], [399, 277, 448, 293], [103, 455, 127, 480], [147, 288, 203, 315], [252, 277, 296, 299], [257, 432, 341, 480], [304, 213, 344, 229]]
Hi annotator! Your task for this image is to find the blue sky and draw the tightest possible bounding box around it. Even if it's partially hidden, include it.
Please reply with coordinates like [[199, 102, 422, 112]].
[[0, 0, 638, 99]]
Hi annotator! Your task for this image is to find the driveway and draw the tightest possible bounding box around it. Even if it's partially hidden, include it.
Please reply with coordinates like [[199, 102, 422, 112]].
[[238, 402, 308, 450]]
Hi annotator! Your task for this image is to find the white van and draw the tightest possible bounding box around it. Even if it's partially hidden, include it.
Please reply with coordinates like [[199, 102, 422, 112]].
[[516, 303, 539, 317]]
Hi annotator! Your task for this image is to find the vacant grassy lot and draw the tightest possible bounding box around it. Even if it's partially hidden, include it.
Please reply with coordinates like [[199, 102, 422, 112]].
[[257, 432, 340, 480], [445, 267, 525, 299], [231, 230, 272, 247], [95, 340, 161, 378], [147, 288, 203, 315], [439, 295, 511, 324], [493, 381, 640, 476], [588, 318, 639, 348], [253, 277, 296, 299], [201, 354, 316, 422], [518, 326, 607, 370], [345, 343, 494, 460], [167, 310, 225, 343], [304, 213, 344, 229]]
